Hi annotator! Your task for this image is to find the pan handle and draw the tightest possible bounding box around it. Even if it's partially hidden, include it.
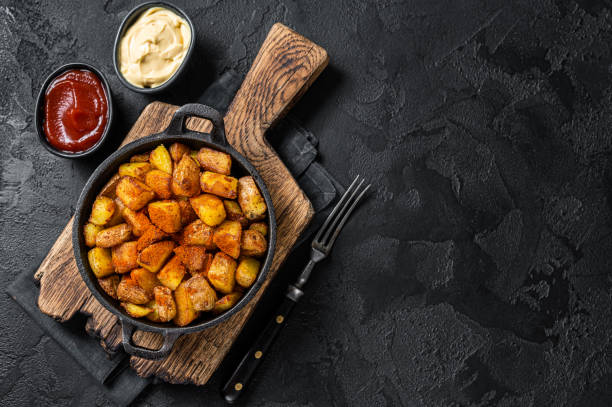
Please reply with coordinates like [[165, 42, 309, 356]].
[[120, 319, 180, 360], [166, 103, 228, 146]]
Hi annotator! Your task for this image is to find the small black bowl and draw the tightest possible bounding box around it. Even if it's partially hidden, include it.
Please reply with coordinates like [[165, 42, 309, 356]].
[[113, 2, 195, 94], [35, 62, 114, 159]]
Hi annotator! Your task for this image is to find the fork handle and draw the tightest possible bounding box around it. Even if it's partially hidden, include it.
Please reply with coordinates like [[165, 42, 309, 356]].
[[222, 290, 301, 403]]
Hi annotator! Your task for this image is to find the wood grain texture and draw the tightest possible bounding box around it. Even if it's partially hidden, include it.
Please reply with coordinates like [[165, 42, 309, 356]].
[[35, 23, 328, 385]]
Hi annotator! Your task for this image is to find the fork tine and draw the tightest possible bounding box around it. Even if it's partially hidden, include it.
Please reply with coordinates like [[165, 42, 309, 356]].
[[319, 178, 366, 245], [313, 175, 361, 243], [323, 183, 370, 249]]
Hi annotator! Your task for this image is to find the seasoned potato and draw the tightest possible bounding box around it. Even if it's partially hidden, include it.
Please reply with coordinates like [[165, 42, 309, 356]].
[[122, 208, 152, 237], [118, 162, 151, 180], [98, 275, 120, 299], [157, 256, 186, 290], [173, 245, 208, 274], [150, 144, 173, 174], [190, 194, 226, 226], [137, 240, 175, 273], [130, 153, 150, 163], [197, 147, 232, 175], [84, 223, 103, 247], [169, 142, 191, 162], [224, 200, 248, 227], [136, 225, 168, 251], [180, 219, 215, 249], [95, 223, 132, 248], [106, 198, 125, 226], [213, 220, 242, 259], [148, 200, 182, 233], [116, 176, 155, 211], [131, 267, 160, 297], [184, 275, 217, 311], [200, 171, 238, 199], [99, 174, 121, 198], [207, 252, 237, 294], [121, 302, 152, 318], [249, 222, 268, 237], [111, 241, 139, 273], [153, 286, 177, 322], [145, 300, 162, 322], [145, 169, 172, 199], [88, 247, 114, 278], [240, 229, 267, 257], [238, 176, 267, 220], [89, 196, 116, 226], [177, 198, 197, 225], [213, 292, 242, 314], [171, 155, 200, 197], [173, 281, 199, 326], [235, 257, 260, 288], [117, 275, 150, 304]]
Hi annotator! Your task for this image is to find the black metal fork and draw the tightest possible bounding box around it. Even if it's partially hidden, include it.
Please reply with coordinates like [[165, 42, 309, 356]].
[[222, 175, 371, 403]]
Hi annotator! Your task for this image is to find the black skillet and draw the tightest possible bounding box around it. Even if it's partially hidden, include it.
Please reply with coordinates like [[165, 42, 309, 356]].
[[72, 103, 276, 360]]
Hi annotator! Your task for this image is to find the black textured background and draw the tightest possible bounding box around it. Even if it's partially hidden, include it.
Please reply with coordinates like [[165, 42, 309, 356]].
[[2, 0, 612, 406]]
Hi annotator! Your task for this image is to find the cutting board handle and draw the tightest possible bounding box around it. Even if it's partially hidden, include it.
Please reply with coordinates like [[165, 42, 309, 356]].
[[224, 23, 328, 148]]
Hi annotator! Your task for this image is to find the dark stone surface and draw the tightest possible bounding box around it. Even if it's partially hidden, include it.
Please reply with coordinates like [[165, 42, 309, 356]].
[[2, 0, 612, 405]]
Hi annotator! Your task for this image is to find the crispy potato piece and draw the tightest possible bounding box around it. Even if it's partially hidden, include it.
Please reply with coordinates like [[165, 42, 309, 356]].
[[198, 253, 213, 278], [117, 275, 150, 304], [169, 142, 191, 162], [178, 198, 197, 225], [116, 176, 155, 211], [98, 275, 120, 299], [184, 275, 217, 311], [173, 245, 208, 274], [249, 222, 268, 237], [145, 169, 172, 199], [137, 240, 175, 273], [131, 267, 160, 297], [89, 196, 116, 226], [123, 208, 152, 237], [111, 241, 139, 273], [207, 252, 237, 294], [240, 229, 267, 257], [145, 300, 162, 322], [121, 302, 152, 318], [88, 247, 114, 278], [150, 144, 173, 174], [235, 257, 260, 288], [238, 176, 267, 220], [190, 194, 226, 226], [180, 219, 215, 249], [136, 225, 168, 251], [213, 292, 242, 314], [106, 197, 125, 226], [171, 155, 201, 197], [223, 200, 248, 227], [157, 256, 186, 290], [173, 281, 200, 326], [95, 223, 132, 248], [154, 286, 177, 322], [99, 174, 121, 198], [197, 147, 232, 175], [213, 220, 242, 259], [84, 223, 103, 247], [130, 153, 150, 163], [200, 171, 238, 199], [148, 200, 182, 233], [118, 162, 151, 181]]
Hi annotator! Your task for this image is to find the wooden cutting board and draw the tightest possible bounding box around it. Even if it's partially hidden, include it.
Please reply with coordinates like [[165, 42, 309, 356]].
[[34, 23, 328, 385]]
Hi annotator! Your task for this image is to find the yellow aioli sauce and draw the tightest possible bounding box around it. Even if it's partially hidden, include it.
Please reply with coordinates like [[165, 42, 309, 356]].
[[119, 7, 191, 88]]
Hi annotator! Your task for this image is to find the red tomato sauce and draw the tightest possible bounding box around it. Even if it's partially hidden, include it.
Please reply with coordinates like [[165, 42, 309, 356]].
[[43, 69, 109, 153]]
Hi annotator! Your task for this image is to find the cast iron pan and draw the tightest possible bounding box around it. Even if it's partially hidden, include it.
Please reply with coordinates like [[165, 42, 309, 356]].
[[72, 103, 276, 360]]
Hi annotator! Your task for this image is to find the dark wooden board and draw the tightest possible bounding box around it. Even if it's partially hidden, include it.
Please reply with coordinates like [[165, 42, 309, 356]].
[[34, 23, 328, 385]]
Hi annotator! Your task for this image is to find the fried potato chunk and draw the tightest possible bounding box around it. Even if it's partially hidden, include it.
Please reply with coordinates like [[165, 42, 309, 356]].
[[171, 155, 201, 197], [118, 162, 151, 181], [235, 257, 261, 288], [213, 220, 242, 259], [240, 229, 267, 257], [153, 286, 177, 322], [88, 247, 114, 278], [98, 275, 120, 299], [184, 275, 217, 311], [84, 223, 103, 247], [237, 176, 267, 220], [169, 142, 190, 162], [95, 223, 132, 248], [121, 302, 152, 318], [116, 176, 155, 211], [173, 245, 208, 274], [130, 153, 150, 163], [207, 252, 237, 294], [111, 241, 139, 273], [145, 169, 172, 199], [148, 200, 182, 233], [173, 281, 199, 326], [137, 240, 175, 273], [157, 256, 186, 290], [177, 198, 198, 225], [131, 267, 160, 297], [136, 225, 168, 251], [122, 208, 152, 237], [213, 292, 242, 314], [249, 222, 268, 237], [117, 275, 150, 304], [197, 147, 231, 175], [200, 171, 238, 199], [223, 200, 248, 227], [190, 194, 226, 226], [89, 196, 116, 226], [150, 144, 173, 174], [180, 219, 215, 249]]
